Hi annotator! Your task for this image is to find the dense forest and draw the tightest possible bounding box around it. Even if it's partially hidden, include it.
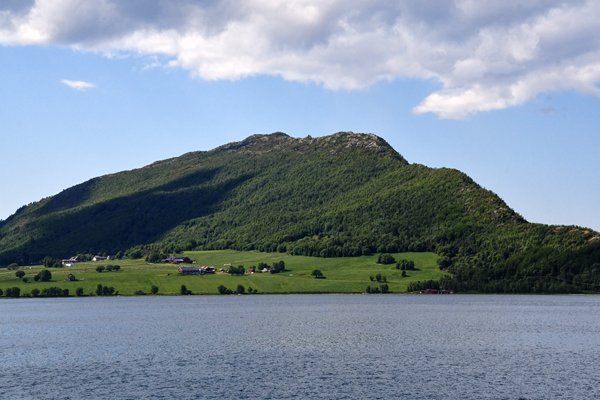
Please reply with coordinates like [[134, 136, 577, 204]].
[[0, 132, 598, 292]]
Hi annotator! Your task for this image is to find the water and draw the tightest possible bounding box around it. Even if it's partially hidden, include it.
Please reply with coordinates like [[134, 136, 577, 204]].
[[1, 295, 599, 399]]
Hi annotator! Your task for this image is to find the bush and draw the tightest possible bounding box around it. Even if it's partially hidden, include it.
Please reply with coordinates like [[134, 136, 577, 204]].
[[377, 254, 396, 265], [236, 284, 246, 294], [96, 265, 106, 273], [151, 285, 159, 295], [31, 288, 40, 297], [22, 277, 29, 283], [134, 290, 146, 295], [76, 287, 84, 297], [15, 270, 25, 279]]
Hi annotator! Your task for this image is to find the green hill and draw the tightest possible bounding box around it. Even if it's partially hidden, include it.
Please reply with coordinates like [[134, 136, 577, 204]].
[[1, 132, 599, 292]]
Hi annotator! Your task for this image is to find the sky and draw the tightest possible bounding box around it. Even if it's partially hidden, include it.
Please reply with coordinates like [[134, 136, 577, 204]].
[[0, 0, 599, 231]]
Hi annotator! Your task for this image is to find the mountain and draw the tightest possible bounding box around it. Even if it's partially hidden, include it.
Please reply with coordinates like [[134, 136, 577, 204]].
[[1, 132, 599, 292]]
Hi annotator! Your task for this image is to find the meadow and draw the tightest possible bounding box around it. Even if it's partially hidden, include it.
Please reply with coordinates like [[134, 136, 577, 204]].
[[0, 250, 444, 296]]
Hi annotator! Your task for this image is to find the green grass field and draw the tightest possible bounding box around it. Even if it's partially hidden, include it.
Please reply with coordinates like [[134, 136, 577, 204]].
[[0, 250, 445, 296]]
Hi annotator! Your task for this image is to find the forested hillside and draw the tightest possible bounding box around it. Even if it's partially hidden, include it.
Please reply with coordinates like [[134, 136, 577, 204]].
[[1, 132, 598, 292]]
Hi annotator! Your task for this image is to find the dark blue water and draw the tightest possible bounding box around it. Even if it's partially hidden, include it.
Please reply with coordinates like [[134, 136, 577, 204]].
[[1, 295, 599, 399]]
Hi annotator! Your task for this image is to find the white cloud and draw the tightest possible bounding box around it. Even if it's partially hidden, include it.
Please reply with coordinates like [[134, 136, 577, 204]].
[[2, 0, 600, 118], [61, 79, 96, 91]]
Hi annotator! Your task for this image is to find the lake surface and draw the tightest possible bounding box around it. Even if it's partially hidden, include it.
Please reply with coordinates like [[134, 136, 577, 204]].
[[1, 295, 599, 399]]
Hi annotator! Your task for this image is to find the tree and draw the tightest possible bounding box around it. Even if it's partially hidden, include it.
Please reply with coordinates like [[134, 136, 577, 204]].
[[398, 259, 415, 270], [151, 285, 159, 295], [380, 284, 389, 293], [377, 254, 396, 265], [5, 287, 20, 297], [15, 270, 25, 279], [180, 285, 191, 295], [236, 284, 245, 294], [43, 256, 56, 268], [270, 260, 286, 273], [76, 287, 84, 297], [96, 265, 105, 273], [37, 269, 52, 282], [145, 252, 163, 263], [31, 288, 40, 297], [228, 265, 245, 275], [217, 285, 228, 295]]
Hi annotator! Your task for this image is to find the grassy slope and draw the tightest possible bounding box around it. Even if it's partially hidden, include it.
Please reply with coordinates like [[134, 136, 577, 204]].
[[0, 250, 443, 296]]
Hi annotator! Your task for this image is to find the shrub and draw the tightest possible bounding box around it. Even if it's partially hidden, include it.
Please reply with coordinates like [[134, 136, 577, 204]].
[[76, 287, 84, 297], [15, 270, 25, 279], [96, 265, 105, 273], [151, 285, 159, 295], [134, 290, 146, 295], [236, 284, 246, 294]]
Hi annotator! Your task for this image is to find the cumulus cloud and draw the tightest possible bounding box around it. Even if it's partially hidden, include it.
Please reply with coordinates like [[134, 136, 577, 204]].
[[2, 0, 600, 118], [61, 79, 96, 90]]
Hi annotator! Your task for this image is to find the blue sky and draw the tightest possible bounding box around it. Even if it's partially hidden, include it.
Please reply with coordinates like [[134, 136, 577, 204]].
[[1, 1, 599, 231]]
